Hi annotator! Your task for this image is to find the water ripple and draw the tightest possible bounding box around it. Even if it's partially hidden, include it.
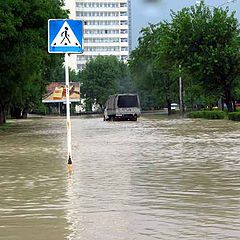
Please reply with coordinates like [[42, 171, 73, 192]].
[[0, 117, 240, 239]]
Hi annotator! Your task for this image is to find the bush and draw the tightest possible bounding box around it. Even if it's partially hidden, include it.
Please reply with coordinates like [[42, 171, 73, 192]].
[[0, 122, 11, 132], [30, 103, 48, 115], [187, 110, 226, 119], [228, 112, 240, 121]]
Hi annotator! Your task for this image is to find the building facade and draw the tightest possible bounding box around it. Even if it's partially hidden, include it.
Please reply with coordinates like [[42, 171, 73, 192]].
[[64, 0, 131, 71]]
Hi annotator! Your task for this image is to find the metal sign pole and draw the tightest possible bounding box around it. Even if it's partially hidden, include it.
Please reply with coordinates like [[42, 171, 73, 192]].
[[48, 19, 83, 172], [65, 53, 73, 172]]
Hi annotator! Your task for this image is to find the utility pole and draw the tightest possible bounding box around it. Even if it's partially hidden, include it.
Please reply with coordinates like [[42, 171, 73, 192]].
[[179, 64, 183, 116]]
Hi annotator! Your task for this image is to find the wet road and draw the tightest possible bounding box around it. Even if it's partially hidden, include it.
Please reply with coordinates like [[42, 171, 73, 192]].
[[0, 115, 240, 239]]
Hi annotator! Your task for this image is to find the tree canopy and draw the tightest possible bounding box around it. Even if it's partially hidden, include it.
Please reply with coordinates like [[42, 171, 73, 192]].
[[0, 0, 68, 124], [129, 24, 179, 112], [129, 1, 240, 112], [80, 55, 134, 111]]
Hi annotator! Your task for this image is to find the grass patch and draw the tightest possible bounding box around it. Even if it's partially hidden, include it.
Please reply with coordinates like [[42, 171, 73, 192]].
[[0, 122, 12, 132], [228, 112, 240, 121], [187, 110, 226, 119]]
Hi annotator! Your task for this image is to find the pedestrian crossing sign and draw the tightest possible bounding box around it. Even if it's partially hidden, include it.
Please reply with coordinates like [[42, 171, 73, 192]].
[[48, 19, 83, 53]]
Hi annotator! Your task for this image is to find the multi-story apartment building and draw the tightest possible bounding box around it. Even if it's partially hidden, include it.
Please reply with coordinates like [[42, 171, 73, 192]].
[[64, 0, 132, 71]]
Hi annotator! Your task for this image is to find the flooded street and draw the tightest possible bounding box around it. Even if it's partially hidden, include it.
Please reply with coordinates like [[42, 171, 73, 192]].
[[0, 115, 240, 240]]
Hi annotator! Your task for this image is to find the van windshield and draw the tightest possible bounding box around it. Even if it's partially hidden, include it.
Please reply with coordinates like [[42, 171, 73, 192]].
[[117, 95, 139, 108]]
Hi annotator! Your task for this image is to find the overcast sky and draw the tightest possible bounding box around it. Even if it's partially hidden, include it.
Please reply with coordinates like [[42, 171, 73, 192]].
[[131, 0, 240, 48]]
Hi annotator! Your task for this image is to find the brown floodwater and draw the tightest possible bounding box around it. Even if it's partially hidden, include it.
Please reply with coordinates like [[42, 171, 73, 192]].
[[0, 115, 240, 240]]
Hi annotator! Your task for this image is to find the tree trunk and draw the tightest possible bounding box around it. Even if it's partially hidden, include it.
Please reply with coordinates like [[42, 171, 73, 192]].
[[224, 88, 233, 112], [99, 103, 103, 112], [86, 99, 93, 112], [167, 99, 171, 115], [11, 107, 22, 119], [190, 96, 194, 111], [0, 105, 6, 125], [218, 98, 224, 111], [209, 104, 213, 111], [232, 98, 236, 112], [221, 98, 224, 111], [22, 108, 28, 119]]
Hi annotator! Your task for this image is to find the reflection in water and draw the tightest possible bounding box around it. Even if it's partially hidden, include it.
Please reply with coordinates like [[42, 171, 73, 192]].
[[0, 119, 69, 240], [0, 116, 240, 239]]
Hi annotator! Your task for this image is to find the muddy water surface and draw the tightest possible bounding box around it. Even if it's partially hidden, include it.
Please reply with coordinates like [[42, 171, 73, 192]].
[[0, 116, 240, 239]]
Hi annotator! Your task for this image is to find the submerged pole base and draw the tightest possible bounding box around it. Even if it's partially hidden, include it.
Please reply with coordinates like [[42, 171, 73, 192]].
[[67, 156, 73, 173]]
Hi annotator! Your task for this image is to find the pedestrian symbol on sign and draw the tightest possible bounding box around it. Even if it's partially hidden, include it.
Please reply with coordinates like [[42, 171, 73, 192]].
[[60, 27, 71, 45]]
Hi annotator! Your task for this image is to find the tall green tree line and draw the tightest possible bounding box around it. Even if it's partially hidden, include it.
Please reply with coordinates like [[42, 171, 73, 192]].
[[129, 1, 240, 113], [0, 0, 67, 124]]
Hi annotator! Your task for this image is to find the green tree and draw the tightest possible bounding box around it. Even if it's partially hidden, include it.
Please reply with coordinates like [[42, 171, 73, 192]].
[[117, 60, 135, 94], [80, 56, 133, 111], [0, 0, 67, 124], [161, 2, 240, 111], [129, 2, 240, 113], [129, 24, 179, 114]]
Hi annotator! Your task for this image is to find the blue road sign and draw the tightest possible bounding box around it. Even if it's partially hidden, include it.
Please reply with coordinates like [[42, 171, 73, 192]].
[[48, 19, 83, 53]]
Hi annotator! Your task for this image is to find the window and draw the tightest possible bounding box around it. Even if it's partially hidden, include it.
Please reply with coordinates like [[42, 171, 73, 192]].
[[77, 64, 85, 71], [77, 2, 119, 8], [118, 95, 139, 108], [121, 38, 128, 42], [121, 55, 128, 60], [76, 11, 119, 17], [121, 29, 128, 34], [120, 12, 127, 16], [85, 29, 119, 35], [120, 3, 127, 7], [85, 46, 120, 52], [120, 21, 128, 25], [84, 38, 119, 43]]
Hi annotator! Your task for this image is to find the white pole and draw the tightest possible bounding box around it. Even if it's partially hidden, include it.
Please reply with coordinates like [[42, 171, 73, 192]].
[[179, 64, 183, 116], [65, 53, 73, 169]]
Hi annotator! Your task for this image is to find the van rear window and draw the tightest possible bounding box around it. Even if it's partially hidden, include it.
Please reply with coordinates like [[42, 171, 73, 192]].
[[118, 95, 138, 108]]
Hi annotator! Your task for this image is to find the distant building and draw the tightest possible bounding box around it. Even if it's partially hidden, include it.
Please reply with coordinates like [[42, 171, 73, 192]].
[[64, 0, 132, 71]]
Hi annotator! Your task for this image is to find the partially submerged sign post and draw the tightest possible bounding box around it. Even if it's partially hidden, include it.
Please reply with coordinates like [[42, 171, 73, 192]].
[[48, 19, 83, 172]]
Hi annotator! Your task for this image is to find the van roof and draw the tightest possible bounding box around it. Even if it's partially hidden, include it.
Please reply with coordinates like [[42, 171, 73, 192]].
[[114, 93, 138, 96]]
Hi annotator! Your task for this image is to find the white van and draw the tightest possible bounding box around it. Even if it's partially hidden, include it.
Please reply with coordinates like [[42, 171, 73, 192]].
[[104, 94, 141, 121]]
